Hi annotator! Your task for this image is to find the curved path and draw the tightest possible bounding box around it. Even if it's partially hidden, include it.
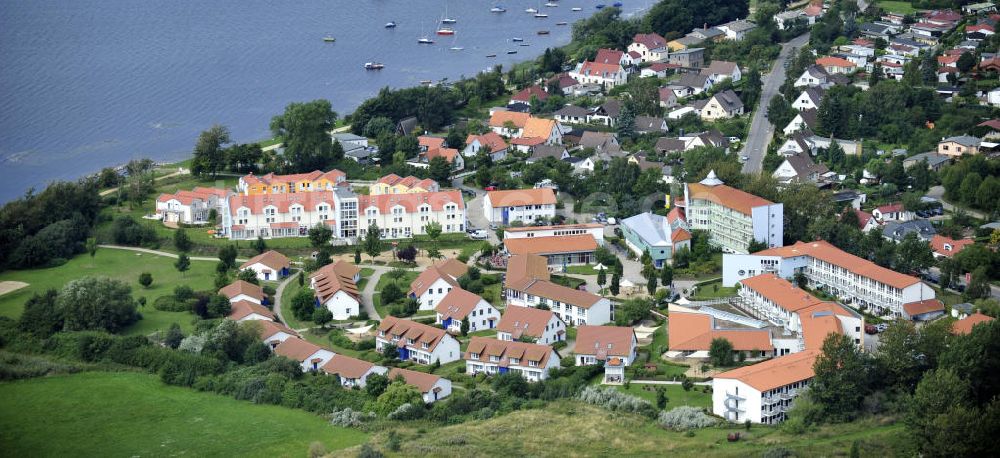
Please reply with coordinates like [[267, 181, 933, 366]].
[[272, 271, 307, 332], [98, 244, 247, 262]]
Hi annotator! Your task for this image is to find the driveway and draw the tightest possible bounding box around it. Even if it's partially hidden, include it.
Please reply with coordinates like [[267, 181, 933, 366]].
[[925, 185, 986, 219], [272, 271, 305, 331], [741, 32, 810, 174]]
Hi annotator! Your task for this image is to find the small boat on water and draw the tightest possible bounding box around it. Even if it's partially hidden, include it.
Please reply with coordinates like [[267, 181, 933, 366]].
[[507, 50, 518, 54], [519, 43, 530, 47], [436, 27, 455, 35], [451, 46, 464, 51], [385, 21, 397, 28], [420, 79, 433, 85], [595, 4, 606, 9], [486, 54, 497, 57], [537, 30, 550, 35], [571, 7, 582, 11], [545, 2, 559, 6], [525, 7, 537, 13], [490, 6, 506, 12], [613, 2, 623, 6], [441, 17, 457, 24], [556, 21, 568, 25], [323, 35, 336, 42], [512, 37, 524, 42], [364, 62, 385, 70], [534, 12, 548, 17], [418, 36, 435, 44]]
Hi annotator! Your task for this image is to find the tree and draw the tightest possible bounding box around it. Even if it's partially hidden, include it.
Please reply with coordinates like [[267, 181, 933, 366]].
[[269, 100, 338, 172], [964, 266, 991, 301], [375, 381, 424, 416], [381, 282, 403, 305], [809, 333, 872, 422], [308, 224, 333, 248], [363, 116, 395, 138], [252, 235, 267, 254], [492, 371, 530, 397], [616, 104, 636, 140], [225, 143, 263, 173], [741, 65, 762, 108], [173, 229, 192, 252], [192, 124, 231, 177], [57, 276, 139, 333], [313, 307, 333, 327], [364, 222, 382, 262], [660, 265, 673, 289], [424, 221, 443, 242], [709, 338, 734, 367], [175, 253, 191, 276], [138, 272, 153, 289], [597, 267, 607, 292], [875, 320, 923, 390], [354, 247, 362, 264], [17, 289, 63, 338], [206, 294, 231, 318], [656, 388, 667, 409], [237, 268, 260, 285], [428, 156, 452, 182], [460, 316, 470, 336], [446, 128, 465, 150], [218, 244, 238, 269], [746, 239, 768, 254], [86, 237, 97, 258], [291, 289, 317, 321], [868, 62, 883, 87], [957, 51, 976, 73], [894, 232, 934, 274], [397, 245, 417, 263], [164, 323, 184, 349], [646, 275, 657, 295], [610, 273, 621, 295]]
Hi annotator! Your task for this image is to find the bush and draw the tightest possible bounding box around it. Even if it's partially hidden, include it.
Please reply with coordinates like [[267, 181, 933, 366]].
[[387, 402, 425, 421], [657, 406, 718, 431], [112, 215, 158, 247], [552, 341, 568, 351], [153, 295, 193, 312], [263, 285, 276, 296], [174, 285, 195, 301], [578, 386, 655, 417], [328, 407, 375, 427]]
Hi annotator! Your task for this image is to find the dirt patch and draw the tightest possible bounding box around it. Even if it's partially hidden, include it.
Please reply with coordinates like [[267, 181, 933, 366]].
[[0, 281, 29, 296]]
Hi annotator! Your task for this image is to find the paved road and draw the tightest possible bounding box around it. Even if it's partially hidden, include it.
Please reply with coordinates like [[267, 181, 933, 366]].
[[741, 33, 810, 174], [272, 271, 306, 331], [925, 185, 987, 219], [360, 266, 388, 321]]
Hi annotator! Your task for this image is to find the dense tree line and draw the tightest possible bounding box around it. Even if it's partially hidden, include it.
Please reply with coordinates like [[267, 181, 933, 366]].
[[643, 0, 749, 41], [940, 155, 1000, 216]]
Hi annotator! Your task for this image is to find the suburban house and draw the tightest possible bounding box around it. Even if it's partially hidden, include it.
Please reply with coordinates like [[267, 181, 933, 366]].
[[156, 187, 227, 225], [937, 135, 982, 157], [717, 19, 757, 40], [684, 171, 784, 254], [634, 116, 669, 134], [255, 320, 299, 349], [901, 299, 946, 322], [782, 109, 819, 135], [408, 258, 469, 310], [434, 288, 500, 334], [568, 59, 627, 89], [274, 337, 336, 372], [872, 203, 913, 223], [792, 87, 825, 111], [504, 260, 612, 326], [510, 85, 549, 106], [722, 240, 937, 318], [902, 152, 950, 171], [526, 144, 570, 163], [588, 99, 623, 127], [220, 280, 265, 305], [321, 355, 388, 388], [239, 170, 346, 195], [483, 188, 557, 225], [554, 105, 593, 125], [503, 234, 599, 267], [793, 65, 830, 88], [464, 337, 561, 382], [387, 367, 453, 403], [579, 131, 621, 154], [376, 316, 462, 365], [701, 90, 745, 120], [496, 305, 567, 345], [309, 261, 361, 320], [239, 250, 291, 282], [664, 47, 705, 67], [772, 152, 829, 183], [930, 235, 974, 258], [641, 62, 680, 78], [883, 219, 936, 242], [676, 73, 712, 95], [815, 56, 857, 74], [369, 174, 439, 195], [574, 325, 638, 385], [700, 60, 742, 83], [620, 207, 692, 268], [228, 299, 275, 322], [951, 313, 995, 335], [417, 146, 464, 171], [489, 111, 530, 137], [628, 33, 668, 63], [463, 132, 509, 161], [222, 191, 336, 240]]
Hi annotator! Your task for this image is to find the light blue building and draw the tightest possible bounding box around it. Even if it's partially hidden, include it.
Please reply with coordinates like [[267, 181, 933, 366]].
[[620, 207, 692, 268]]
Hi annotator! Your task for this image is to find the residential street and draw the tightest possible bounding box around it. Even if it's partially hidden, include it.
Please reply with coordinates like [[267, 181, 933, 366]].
[[924, 185, 986, 219], [741, 33, 810, 174]]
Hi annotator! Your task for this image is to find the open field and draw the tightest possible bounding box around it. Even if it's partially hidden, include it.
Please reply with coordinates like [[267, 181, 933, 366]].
[[878, 1, 918, 14], [0, 250, 215, 336], [613, 383, 713, 409], [342, 401, 908, 457], [0, 372, 367, 457]]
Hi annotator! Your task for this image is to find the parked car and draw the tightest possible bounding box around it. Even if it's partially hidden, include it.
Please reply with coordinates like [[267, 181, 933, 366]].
[[875, 323, 889, 333], [606, 217, 617, 225], [469, 230, 488, 240], [864, 324, 878, 335]]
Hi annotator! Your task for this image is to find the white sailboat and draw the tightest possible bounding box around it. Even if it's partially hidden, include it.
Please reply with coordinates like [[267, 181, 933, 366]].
[[449, 35, 464, 51], [533, 1, 548, 17], [441, 1, 457, 23]]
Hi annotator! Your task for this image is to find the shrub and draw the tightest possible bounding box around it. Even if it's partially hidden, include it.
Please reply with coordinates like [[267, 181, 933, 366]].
[[387, 402, 425, 421], [552, 341, 568, 351], [657, 406, 718, 431], [153, 295, 193, 312], [329, 407, 375, 427], [578, 386, 655, 417], [263, 285, 276, 296]]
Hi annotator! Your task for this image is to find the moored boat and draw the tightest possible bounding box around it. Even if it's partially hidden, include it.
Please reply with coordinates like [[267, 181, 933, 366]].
[[436, 27, 455, 35], [537, 30, 550, 35], [364, 62, 385, 70], [491, 6, 507, 12], [385, 21, 397, 28], [418, 36, 435, 44], [323, 35, 336, 42]]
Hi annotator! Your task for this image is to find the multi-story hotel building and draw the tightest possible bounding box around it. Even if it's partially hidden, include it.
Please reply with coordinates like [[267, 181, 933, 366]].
[[683, 170, 783, 254], [238, 170, 346, 195]]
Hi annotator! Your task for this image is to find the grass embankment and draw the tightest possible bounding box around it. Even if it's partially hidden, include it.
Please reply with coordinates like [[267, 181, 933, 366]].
[[877, 0, 918, 14], [0, 250, 216, 336], [613, 384, 712, 409], [345, 401, 907, 457], [0, 372, 366, 457]]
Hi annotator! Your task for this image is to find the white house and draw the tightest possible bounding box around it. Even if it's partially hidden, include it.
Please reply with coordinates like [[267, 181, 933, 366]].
[[793, 65, 830, 88], [434, 288, 500, 334], [408, 258, 469, 310], [568, 60, 628, 89], [792, 87, 825, 111], [376, 316, 462, 365], [782, 109, 818, 135], [309, 261, 362, 320], [628, 33, 669, 63], [239, 250, 291, 282], [505, 277, 612, 326], [700, 60, 742, 84], [464, 337, 562, 382], [155, 187, 227, 225], [574, 326, 638, 384], [219, 280, 265, 305], [463, 132, 509, 161], [483, 188, 558, 225], [255, 320, 299, 349], [388, 367, 453, 403], [274, 337, 336, 372], [227, 299, 275, 322], [713, 349, 819, 424], [496, 304, 567, 345], [321, 355, 388, 388], [872, 203, 913, 223]]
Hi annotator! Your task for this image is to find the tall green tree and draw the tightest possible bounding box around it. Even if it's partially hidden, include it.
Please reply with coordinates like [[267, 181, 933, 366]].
[[709, 337, 734, 367], [269, 100, 338, 172], [741, 65, 762, 108], [428, 156, 452, 182], [218, 244, 238, 269], [364, 222, 382, 262], [308, 224, 333, 248], [174, 229, 192, 252], [57, 276, 139, 332], [175, 253, 191, 277], [192, 124, 231, 177], [809, 333, 872, 422]]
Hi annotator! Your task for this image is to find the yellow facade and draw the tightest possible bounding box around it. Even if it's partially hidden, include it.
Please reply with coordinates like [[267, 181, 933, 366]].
[[369, 183, 431, 196]]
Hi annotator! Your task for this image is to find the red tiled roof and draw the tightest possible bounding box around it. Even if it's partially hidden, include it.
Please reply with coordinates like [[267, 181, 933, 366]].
[[667, 311, 774, 351], [465, 337, 557, 368], [510, 136, 546, 146], [486, 188, 557, 207], [387, 367, 443, 393], [595, 48, 624, 64], [816, 56, 856, 69], [903, 299, 945, 317], [579, 60, 624, 78], [418, 136, 446, 150], [930, 235, 974, 258], [504, 234, 598, 256], [321, 354, 376, 379], [357, 190, 464, 214], [715, 349, 820, 391], [227, 299, 275, 321], [875, 203, 904, 214], [489, 111, 531, 128], [466, 132, 507, 153], [240, 250, 291, 271], [632, 33, 667, 50], [511, 85, 550, 103], [952, 313, 995, 335], [496, 306, 559, 340], [435, 288, 490, 320], [740, 274, 824, 313], [425, 147, 460, 163], [378, 316, 451, 353], [574, 325, 635, 359], [686, 182, 774, 216], [310, 260, 360, 303], [229, 191, 334, 215], [219, 280, 264, 302], [408, 259, 468, 297], [274, 338, 324, 361]]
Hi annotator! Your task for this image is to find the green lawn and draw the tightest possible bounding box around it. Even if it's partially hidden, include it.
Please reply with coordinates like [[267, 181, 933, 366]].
[[551, 275, 586, 290], [613, 383, 713, 409], [356, 267, 376, 290], [688, 279, 737, 300], [0, 372, 367, 457], [280, 278, 309, 331], [878, 0, 918, 14], [0, 250, 216, 335], [372, 270, 419, 318], [565, 265, 598, 275]]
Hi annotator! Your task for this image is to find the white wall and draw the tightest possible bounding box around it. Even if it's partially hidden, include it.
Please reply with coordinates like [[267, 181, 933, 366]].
[[424, 378, 453, 403], [751, 204, 784, 251], [299, 349, 336, 373], [713, 378, 762, 423], [416, 278, 457, 310], [323, 290, 361, 320]]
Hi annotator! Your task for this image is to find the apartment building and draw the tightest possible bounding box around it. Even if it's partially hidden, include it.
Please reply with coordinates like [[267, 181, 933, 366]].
[[574, 326, 638, 384], [434, 288, 500, 334], [408, 258, 469, 310], [713, 349, 820, 424], [238, 170, 346, 195], [723, 240, 937, 318], [683, 171, 784, 254], [496, 305, 567, 345], [505, 277, 612, 326], [464, 337, 561, 382], [375, 316, 461, 365], [369, 174, 439, 195], [353, 190, 466, 239], [223, 191, 338, 240], [155, 187, 227, 224], [483, 188, 557, 225]]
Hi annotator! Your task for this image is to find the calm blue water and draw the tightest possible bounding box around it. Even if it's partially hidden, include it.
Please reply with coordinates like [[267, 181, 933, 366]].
[[0, 0, 655, 202]]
